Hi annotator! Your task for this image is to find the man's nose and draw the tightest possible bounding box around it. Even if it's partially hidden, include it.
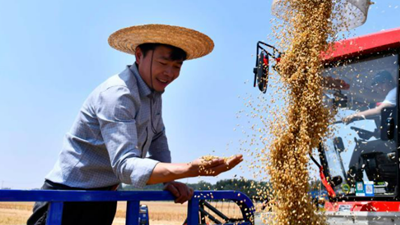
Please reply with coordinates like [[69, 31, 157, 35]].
[[163, 66, 174, 77]]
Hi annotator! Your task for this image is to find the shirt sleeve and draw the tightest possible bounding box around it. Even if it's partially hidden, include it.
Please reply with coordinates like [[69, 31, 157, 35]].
[[96, 86, 159, 188], [383, 88, 397, 105]]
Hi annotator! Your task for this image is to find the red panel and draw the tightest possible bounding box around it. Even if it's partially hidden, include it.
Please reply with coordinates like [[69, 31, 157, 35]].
[[323, 27, 400, 63], [325, 201, 400, 212]]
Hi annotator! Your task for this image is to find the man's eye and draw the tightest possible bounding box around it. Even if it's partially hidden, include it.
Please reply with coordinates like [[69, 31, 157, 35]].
[[159, 61, 167, 65]]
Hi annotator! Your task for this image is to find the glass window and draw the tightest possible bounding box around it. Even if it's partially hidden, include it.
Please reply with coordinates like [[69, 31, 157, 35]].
[[322, 54, 399, 197]]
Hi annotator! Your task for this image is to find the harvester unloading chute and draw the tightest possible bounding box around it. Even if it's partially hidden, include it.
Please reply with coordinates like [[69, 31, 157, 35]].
[[271, 0, 371, 31]]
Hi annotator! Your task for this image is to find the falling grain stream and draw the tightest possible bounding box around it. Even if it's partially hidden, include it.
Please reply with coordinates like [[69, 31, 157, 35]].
[[263, 0, 343, 224]]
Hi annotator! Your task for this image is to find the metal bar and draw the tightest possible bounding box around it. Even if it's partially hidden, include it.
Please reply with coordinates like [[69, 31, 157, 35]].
[[126, 200, 140, 225], [187, 197, 199, 225], [0, 190, 255, 224], [258, 41, 279, 51], [199, 207, 223, 224], [0, 190, 254, 204], [0, 190, 175, 202], [203, 200, 230, 221], [258, 45, 277, 59], [310, 155, 322, 168], [46, 201, 63, 225], [199, 200, 206, 224], [254, 42, 260, 87], [257, 41, 282, 59]]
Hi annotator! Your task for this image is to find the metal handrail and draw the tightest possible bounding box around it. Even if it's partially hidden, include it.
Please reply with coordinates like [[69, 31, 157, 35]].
[[0, 190, 254, 225]]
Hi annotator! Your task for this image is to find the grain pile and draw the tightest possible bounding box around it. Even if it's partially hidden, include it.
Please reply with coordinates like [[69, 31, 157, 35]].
[[259, 0, 347, 224]]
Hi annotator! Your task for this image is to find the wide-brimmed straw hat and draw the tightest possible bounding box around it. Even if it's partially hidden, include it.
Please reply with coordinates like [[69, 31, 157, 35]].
[[108, 24, 214, 60]]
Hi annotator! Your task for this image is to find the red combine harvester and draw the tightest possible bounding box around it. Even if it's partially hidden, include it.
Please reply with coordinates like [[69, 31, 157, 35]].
[[253, 27, 400, 224]]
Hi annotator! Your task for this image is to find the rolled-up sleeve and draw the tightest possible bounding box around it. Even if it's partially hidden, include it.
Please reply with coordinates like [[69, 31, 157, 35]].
[[97, 86, 159, 188]]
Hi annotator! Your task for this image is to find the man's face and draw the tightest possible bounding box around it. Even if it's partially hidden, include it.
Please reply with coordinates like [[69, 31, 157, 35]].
[[135, 45, 184, 92]]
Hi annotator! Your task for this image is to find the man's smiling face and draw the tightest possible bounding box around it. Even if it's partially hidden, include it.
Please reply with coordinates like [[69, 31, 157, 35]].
[[135, 45, 184, 92]]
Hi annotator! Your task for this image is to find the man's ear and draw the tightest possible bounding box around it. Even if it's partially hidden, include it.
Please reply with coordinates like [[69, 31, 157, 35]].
[[135, 47, 143, 64]]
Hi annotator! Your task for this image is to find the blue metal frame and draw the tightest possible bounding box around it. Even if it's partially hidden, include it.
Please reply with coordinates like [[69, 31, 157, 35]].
[[0, 190, 254, 225]]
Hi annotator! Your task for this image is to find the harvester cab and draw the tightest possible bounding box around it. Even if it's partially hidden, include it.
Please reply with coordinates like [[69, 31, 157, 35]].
[[318, 28, 400, 216], [253, 27, 400, 223]]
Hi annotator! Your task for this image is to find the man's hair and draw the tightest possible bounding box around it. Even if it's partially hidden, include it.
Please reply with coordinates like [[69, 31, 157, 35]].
[[138, 43, 187, 61]]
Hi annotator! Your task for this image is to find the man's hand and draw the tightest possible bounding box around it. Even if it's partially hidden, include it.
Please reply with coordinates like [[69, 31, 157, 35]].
[[190, 154, 243, 177], [148, 154, 243, 185], [163, 181, 194, 204], [342, 114, 355, 125], [343, 114, 365, 125]]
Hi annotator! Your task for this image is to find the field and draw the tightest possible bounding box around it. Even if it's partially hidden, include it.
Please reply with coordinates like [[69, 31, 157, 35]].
[[0, 201, 251, 225]]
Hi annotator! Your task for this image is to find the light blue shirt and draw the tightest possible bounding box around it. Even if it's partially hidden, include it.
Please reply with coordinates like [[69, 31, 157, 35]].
[[46, 64, 171, 189], [383, 87, 397, 105]]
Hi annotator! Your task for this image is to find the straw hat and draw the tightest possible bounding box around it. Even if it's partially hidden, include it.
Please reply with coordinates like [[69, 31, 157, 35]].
[[108, 24, 214, 60]]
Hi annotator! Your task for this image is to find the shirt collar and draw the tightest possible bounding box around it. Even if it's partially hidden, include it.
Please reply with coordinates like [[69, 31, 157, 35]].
[[128, 63, 153, 97]]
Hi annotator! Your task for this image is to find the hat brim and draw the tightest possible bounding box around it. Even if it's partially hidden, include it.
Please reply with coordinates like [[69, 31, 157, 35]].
[[108, 24, 214, 60]]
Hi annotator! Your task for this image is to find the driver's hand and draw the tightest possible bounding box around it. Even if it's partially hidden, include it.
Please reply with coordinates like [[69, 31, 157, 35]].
[[342, 115, 354, 124], [190, 154, 243, 176], [343, 114, 365, 124], [343, 114, 362, 125], [163, 181, 194, 204]]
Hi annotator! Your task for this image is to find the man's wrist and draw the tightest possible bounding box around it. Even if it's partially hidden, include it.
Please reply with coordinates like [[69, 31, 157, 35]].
[[149, 163, 198, 184], [185, 162, 199, 178], [168, 163, 198, 180]]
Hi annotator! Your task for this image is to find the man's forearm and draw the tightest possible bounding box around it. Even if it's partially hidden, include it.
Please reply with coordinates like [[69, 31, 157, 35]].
[[147, 162, 198, 185], [355, 104, 390, 118], [355, 108, 380, 118]]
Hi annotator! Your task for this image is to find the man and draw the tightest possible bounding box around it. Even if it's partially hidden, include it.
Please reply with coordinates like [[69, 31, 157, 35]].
[[28, 24, 243, 225], [343, 70, 396, 124]]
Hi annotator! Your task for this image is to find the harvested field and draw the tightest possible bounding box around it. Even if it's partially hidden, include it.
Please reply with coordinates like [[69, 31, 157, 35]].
[[0, 202, 33, 225]]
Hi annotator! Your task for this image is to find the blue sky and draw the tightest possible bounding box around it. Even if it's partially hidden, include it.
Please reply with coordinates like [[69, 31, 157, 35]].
[[0, 0, 399, 189]]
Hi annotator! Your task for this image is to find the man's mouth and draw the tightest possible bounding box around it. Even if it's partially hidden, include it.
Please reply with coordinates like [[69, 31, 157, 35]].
[[157, 78, 169, 84]]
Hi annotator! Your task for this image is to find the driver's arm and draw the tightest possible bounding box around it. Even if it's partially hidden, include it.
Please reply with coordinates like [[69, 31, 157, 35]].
[[344, 102, 394, 123]]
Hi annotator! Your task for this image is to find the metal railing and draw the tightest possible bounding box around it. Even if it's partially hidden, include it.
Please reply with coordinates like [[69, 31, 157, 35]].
[[0, 190, 254, 225]]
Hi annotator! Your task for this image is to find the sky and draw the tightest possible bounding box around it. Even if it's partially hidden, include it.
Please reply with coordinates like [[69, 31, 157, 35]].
[[0, 0, 399, 189]]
